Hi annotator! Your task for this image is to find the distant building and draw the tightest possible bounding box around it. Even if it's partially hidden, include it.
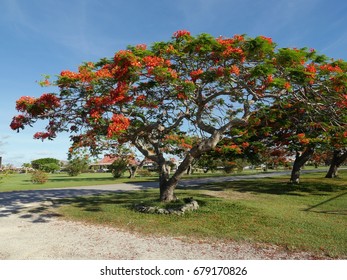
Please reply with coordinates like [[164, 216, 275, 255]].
[[89, 155, 140, 172]]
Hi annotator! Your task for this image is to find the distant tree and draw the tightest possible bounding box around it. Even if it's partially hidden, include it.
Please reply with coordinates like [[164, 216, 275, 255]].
[[43, 163, 61, 173], [248, 97, 346, 183], [325, 149, 347, 178], [127, 156, 146, 179], [323, 124, 347, 178], [65, 156, 90, 176], [21, 163, 32, 173], [31, 158, 60, 173]]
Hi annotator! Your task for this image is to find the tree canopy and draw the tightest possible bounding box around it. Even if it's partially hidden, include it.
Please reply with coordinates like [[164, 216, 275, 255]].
[[11, 30, 347, 201], [31, 157, 61, 173]]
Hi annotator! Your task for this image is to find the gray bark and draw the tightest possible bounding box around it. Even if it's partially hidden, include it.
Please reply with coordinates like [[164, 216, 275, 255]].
[[325, 150, 347, 178], [290, 146, 314, 184], [159, 130, 224, 202]]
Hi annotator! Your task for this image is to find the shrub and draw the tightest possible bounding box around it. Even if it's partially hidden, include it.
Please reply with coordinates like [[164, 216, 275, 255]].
[[137, 169, 153, 177], [109, 158, 128, 178], [31, 170, 48, 184]]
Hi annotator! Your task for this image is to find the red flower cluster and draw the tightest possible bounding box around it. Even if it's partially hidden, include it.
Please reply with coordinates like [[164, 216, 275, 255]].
[[266, 75, 274, 83], [223, 144, 242, 154], [143, 56, 171, 69], [259, 36, 273, 44], [297, 133, 310, 145], [110, 81, 132, 103], [165, 44, 175, 54], [284, 82, 291, 90], [173, 30, 191, 38], [177, 92, 187, 100], [222, 47, 244, 58], [216, 34, 244, 45], [216, 36, 245, 60], [14, 94, 60, 117], [33, 131, 54, 140], [165, 134, 193, 150], [306, 63, 316, 74], [10, 115, 27, 130], [215, 67, 225, 77], [107, 114, 130, 138], [241, 142, 250, 148], [135, 94, 146, 105], [114, 50, 141, 68], [112, 50, 142, 81], [60, 70, 79, 79], [230, 65, 240, 75], [16, 96, 35, 112], [143, 56, 166, 68], [86, 96, 106, 119], [95, 67, 113, 78], [305, 63, 317, 84], [338, 94, 347, 107], [319, 64, 343, 73], [135, 44, 147, 50], [190, 69, 204, 82], [37, 93, 61, 109]]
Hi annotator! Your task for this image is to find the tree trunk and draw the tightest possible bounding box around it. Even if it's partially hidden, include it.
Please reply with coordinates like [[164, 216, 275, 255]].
[[186, 164, 193, 175], [263, 163, 268, 172], [326, 163, 338, 178], [128, 159, 146, 179], [290, 146, 314, 184], [159, 154, 194, 202], [325, 150, 347, 178], [159, 130, 225, 202], [128, 166, 137, 178], [160, 179, 177, 202]]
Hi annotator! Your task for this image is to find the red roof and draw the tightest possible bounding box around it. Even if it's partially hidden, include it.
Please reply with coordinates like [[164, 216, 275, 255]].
[[96, 155, 139, 166], [99, 155, 117, 165]]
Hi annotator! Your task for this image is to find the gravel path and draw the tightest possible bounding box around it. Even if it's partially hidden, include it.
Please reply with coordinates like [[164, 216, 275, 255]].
[[0, 174, 328, 260]]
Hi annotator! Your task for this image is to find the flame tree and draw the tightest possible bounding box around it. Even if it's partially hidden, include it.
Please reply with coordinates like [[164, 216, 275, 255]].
[[247, 98, 347, 183], [11, 31, 347, 201]]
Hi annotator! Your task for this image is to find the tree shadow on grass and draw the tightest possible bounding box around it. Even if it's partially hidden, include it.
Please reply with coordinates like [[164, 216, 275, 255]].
[[57, 190, 151, 211], [180, 178, 346, 197], [0, 187, 153, 223], [0, 190, 113, 223], [303, 192, 347, 216], [56, 190, 211, 214]]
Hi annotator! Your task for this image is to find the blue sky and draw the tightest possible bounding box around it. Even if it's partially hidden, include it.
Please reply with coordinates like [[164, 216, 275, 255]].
[[1, 0, 347, 167]]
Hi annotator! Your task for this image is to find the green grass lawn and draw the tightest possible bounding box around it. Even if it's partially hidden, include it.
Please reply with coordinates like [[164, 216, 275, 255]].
[[0, 166, 329, 193], [0, 169, 267, 192], [0, 172, 158, 192], [56, 170, 347, 258]]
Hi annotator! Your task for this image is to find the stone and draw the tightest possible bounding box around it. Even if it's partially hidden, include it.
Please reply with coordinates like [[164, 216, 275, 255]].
[[134, 198, 199, 215]]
